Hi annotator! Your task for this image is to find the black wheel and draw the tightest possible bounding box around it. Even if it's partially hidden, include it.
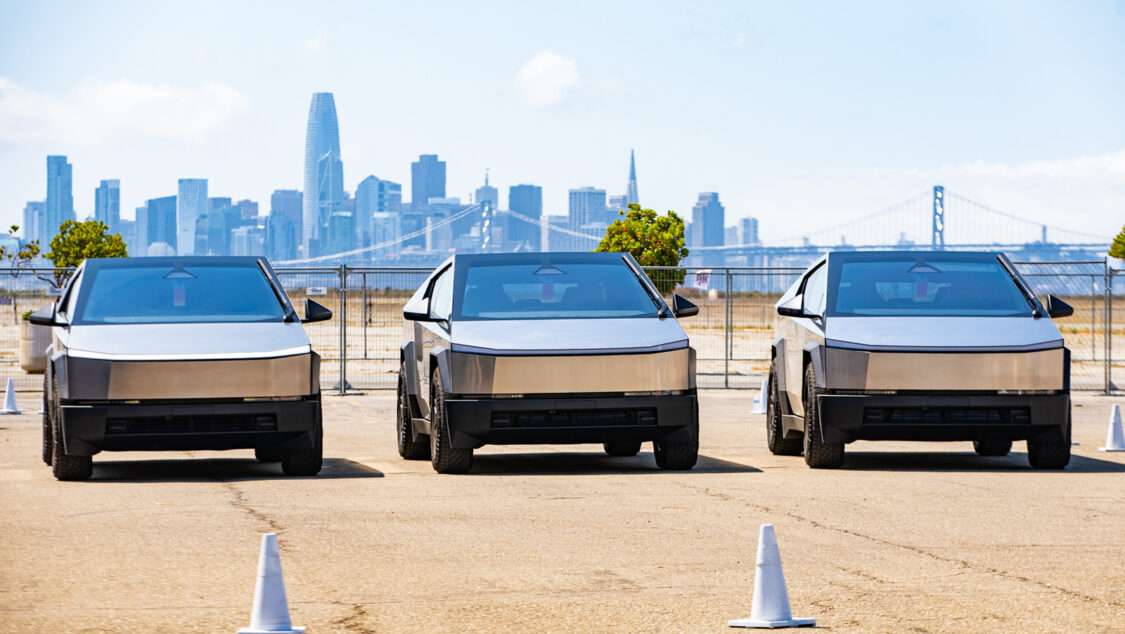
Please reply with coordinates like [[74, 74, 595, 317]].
[[973, 439, 1012, 457], [397, 363, 430, 460], [766, 363, 802, 456], [281, 401, 323, 476], [1028, 409, 1071, 470], [429, 367, 472, 474], [50, 376, 92, 481], [802, 364, 844, 469], [255, 447, 283, 462], [42, 372, 52, 466], [654, 399, 699, 470], [602, 439, 642, 457]]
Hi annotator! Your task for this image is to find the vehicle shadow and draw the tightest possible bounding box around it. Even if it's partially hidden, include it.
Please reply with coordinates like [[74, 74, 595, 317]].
[[841, 451, 1125, 473], [467, 452, 760, 476], [86, 457, 383, 482]]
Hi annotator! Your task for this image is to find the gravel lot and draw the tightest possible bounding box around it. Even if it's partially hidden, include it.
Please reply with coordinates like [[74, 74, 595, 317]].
[[0, 390, 1122, 633]]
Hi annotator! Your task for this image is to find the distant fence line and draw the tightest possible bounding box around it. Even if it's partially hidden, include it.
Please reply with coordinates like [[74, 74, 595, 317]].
[[0, 261, 1119, 393]]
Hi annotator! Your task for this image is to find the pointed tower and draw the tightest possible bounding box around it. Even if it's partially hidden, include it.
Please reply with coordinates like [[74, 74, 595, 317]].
[[625, 149, 639, 206]]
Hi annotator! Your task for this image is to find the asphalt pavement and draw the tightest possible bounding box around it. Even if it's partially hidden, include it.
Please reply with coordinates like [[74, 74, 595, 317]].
[[0, 390, 1123, 633]]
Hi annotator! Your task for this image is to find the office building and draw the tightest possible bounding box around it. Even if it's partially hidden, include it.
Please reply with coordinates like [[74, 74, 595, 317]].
[[625, 149, 638, 206], [356, 176, 402, 246], [270, 190, 303, 233], [230, 225, 266, 256], [94, 179, 120, 229], [237, 199, 259, 221], [302, 92, 343, 254], [22, 202, 46, 247], [691, 192, 725, 247], [139, 195, 177, 256], [739, 217, 759, 245], [46, 155, 75, 239], [411, 154, 446, 211], [568, 187, 607, 227], [508, 184, 542, 250], [475, 171, 498, 208], [176, 178, 208, 255]]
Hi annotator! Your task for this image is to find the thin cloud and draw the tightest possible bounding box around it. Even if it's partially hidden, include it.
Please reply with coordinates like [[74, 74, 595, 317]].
[[514, 50, 580, 107], [862, 149, 1125, 182], [302, 27, 328, 56], [0, 77, 249, 145]]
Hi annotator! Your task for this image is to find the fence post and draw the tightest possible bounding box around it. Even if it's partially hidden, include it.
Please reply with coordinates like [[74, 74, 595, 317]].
[[1106, 259, 1113, 393], [725, 268, 732, 388], [362, 272, 368, 360], [338, 264, 347, 395]]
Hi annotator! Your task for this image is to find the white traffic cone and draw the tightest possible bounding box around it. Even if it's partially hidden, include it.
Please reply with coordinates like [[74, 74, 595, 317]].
[[729, 524, 815, 629], [751, 378, 768, 415], [1098, 404, 1125, 452], [238, 533, 305, 633], [0, 378, 21, 415]]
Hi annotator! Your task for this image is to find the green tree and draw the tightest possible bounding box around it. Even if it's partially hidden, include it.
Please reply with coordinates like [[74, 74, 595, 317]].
[[45, 220, 128, 287], [1110, 224, 1125, 260], [0, 224, 42, 271], [595, 203, 689, 293]]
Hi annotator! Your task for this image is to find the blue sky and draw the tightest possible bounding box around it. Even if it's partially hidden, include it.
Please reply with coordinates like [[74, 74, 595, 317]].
[[1, 0, 1123, 244]]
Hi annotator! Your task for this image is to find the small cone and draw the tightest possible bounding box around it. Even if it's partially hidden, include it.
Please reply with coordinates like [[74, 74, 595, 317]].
[[239, 533, 305, 633], [729, 524, 815, 629], [1098, 404, 1125, 452], [751, 378, 768, 415], [0, 378, 21, 415]]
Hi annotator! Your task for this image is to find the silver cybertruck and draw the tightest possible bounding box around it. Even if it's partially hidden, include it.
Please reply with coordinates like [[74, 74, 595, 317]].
[[768, 250, 1074, 469], [397, 252, 700, 473], [33, 257, 332, 480]]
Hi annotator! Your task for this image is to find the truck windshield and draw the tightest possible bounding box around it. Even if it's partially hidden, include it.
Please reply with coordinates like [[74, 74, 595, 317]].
[[831, 257, 1033, 317], [75, 263, 288, 324], [456, 259, 660, 320]]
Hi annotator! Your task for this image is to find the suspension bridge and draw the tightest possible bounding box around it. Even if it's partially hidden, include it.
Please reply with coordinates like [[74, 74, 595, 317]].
[[279, 186, 1111, 267]]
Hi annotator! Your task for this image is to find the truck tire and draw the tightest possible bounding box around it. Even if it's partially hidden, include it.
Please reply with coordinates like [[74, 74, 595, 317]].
[[803, 364, 844, 468], [397, 363, 430, 460], [1028, 409, 1071, 470], [51, 377, 92, 481], [42, 372, 52, 466], [281, 402, 323, 476], [766, 363, 802, 456], [654, 400, 699, 470], [430, 367, 472, 474], [973, 439, 1012, 456], [603, 439, 642, 457]]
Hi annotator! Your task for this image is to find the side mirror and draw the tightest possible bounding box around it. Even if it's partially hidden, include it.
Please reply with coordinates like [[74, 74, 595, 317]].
[[777, 295, 816, 319], [670, 294, 699, 318], [403, 294, 433, 321], [1045, 295, 1073, 319], [302, 298, 333, 323], [28, 304, 61, 327]]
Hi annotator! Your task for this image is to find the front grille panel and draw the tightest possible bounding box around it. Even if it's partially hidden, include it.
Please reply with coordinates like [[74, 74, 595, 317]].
[[863, 408, 1031, 425], [105, 414, 278, 435], [491, 409, 658, 429]]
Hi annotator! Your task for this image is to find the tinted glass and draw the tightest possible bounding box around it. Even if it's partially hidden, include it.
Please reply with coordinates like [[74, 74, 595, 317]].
[[76, 263, 287, 324], [802, 264, 828, 316], [457, 260, 659, 320], [831, 257, 1032, 316], [429, 268, 453, 321]]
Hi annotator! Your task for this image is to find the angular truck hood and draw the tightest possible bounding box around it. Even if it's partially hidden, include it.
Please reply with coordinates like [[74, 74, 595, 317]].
[[826, 316, 1064, 351], [451, 317, 689, 355], [63, 322, 312, 360]]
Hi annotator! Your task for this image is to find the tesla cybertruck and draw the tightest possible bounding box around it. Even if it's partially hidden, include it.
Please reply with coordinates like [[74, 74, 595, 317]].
[[396, 252, 700, 473], [33, 256, 332, 480], [767, 250, 1074, 469]]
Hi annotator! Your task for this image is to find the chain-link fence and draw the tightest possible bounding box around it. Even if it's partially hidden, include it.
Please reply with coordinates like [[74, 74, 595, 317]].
[[0, 261, 1120, 393]]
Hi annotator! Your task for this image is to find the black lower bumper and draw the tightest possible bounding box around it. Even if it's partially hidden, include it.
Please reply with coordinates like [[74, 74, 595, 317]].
[[442, 393, 697, 449], [816, 393, 1069, 444], [60, 399, 320, 456]]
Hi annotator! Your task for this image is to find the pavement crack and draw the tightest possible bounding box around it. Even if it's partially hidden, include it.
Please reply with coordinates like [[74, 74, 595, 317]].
[[330, 602, 373, 632], [678, 482, 1124, 610], [220, 481, 283, 536]]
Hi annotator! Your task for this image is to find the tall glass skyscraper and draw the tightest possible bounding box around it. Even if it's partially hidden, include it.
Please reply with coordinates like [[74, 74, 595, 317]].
[[46, 155, 74, 239], [508, 184, 542, 250], [303, 92, 343, 256], [625, 149, 638, 206], [411, 154, 446, 211], [95, 179, 120, 229], [691, 192, 726, 247], [176, 178, 208, 255]]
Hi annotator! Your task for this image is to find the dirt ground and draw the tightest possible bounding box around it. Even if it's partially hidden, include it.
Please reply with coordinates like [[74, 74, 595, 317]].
[[0, 391, 1123, 633]]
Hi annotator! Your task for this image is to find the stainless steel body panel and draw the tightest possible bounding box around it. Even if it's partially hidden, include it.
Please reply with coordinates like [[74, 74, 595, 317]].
[[63, 322, 312, 361], [862, 348, 1065, 391], [825, 316, 1062, 351], [91, 355, 314, 400], [450, 318, 688, 355], [450, 348, 695, 395]]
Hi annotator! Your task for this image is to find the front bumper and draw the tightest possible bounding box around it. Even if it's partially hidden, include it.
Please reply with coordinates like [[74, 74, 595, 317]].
[[441, 393, 697, 449], [59, 399, 320, 456], [816, 392, 1069, 444]]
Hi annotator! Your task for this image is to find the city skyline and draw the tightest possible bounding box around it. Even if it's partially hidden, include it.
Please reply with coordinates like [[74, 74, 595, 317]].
[[2, 2, 1122, 243]]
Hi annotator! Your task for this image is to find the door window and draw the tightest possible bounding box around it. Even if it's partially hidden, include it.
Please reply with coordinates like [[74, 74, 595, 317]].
[[429, 268, 453, 321], [802, 264, 828, 316]]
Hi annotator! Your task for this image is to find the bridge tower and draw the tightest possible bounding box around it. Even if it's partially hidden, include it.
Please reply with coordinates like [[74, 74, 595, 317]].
[[931, 185, 945, 249]]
